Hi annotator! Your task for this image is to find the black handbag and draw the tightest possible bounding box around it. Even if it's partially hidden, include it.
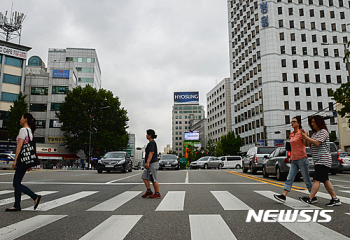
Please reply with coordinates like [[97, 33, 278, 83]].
[[18, 129, 40, 169]]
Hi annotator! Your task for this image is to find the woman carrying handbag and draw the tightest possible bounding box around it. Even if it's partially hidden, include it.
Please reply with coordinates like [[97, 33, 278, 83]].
[[5, 113, 42, 212]]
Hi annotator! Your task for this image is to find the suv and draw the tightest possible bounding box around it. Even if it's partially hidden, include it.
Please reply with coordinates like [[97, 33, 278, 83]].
[[242, 147, 277, 174], [97, 151, 133, 173], [159, 154, 180, 170]]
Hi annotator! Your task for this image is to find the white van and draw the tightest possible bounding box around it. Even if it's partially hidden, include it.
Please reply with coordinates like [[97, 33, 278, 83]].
[[219, 156, 242, 169]]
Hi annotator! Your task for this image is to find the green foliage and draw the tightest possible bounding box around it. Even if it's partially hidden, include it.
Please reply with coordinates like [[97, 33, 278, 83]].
[[220, 131, 243, 155], [56, 85, 129, 159], [215, 141, 224, 157], [167, 150, 177, 155], [7, 92, 28, 140], [331, 81, 350, 127], [329, 132, 337, 142], [206, 138, 216, 153]]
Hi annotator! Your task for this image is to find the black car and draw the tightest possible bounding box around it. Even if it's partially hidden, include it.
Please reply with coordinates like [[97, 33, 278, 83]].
[[159, 154, 180, 170], [97, 151, 133, 173]]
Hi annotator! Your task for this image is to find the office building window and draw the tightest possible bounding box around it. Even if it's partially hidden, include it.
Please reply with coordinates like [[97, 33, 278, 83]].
[[307, 102, 312, 110], [283, 87, 288, 95], [293, 60, 297, 68], [303, 60, 308, 68], [1, 92, 18, 102], [284, 101, 289, 110], [52, 86, 69, 94], [305, 74, 310, 82], [316, 74, 320, 82], [320, 10, 325, 18], [50, 120, 63, 128], [29, 104, 47, 112], [335, 62, 340, 70], [314, 61, 319, 69], [324, 48, 328, 56], [318, 102, 323, 110], [317, 88, 322, 96], [296, 101, 301, 110], [306, 88, 311, 96], [279, 20, 283, 27], [31, 87, 48, 95], [285, 115, 290, 124], [291, 33, 295, 41], [301, 34, 306, 42], [294, 74, 298, 82], [282, 73, 287, 81], [326, 75, 331, 83], [291, 46, 296, 54], [302, 47, 307, 55], [3, 74, 21, 85], [280, 46, 285, 54], [337, 75, 342, 83], [36, 120, 46, 129], [295, 87, 300, 96], [281, 59, 286, 67], [4, 56, 22, 68], [325, 61, 330, 69], [280, 32, 284, 40]]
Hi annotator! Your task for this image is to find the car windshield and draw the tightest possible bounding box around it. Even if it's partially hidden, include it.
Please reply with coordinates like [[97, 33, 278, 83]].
[[339, 152, 350, 157], [103, 152, 125, 158], [257, 147, 276, 154], [198, 157, 209, 161], [10, 154, 15, 158], [161, 155, 177, 160]]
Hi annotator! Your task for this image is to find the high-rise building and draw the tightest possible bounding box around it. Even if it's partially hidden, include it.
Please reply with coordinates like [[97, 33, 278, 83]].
[[172, 92, 205, 156], [206, 78, 232, 143], [227, 0, 348, 152], [189, 118, 208, 150]]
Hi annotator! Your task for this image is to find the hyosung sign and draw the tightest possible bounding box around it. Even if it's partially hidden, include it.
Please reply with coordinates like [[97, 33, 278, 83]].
[[174, 92, 199, 105]]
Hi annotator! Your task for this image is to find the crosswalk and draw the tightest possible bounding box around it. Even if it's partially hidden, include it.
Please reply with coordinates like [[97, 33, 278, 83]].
[[0, 189, 349, 239]]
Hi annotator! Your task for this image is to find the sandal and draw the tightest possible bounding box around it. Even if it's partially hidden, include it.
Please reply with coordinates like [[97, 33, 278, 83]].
[[34, 195, 42, 210]]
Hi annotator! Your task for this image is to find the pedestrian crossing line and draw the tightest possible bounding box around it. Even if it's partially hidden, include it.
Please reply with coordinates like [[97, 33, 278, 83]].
[[227, 171, 307, 191], [254, 191, 321, 209], [334, 185, 350, 189], [0, 190, 12, 195], [0, 191, 57, 206], [279, 216, 350, 240], [79, 215, 142, 240], [87, 191, 142, 211], [0, 215, 66, 240], [211, 191, 252, 210], [298, 190, 350, 205], [23, 191, 98, 211], [155, 191, 185, 211], [189, 215, 237, 240], [339, 190, 350, 194]]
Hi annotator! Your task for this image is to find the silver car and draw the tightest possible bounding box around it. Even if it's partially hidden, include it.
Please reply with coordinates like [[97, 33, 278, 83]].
[[190, 156, 223, 169], [338, 152, 350, 172]]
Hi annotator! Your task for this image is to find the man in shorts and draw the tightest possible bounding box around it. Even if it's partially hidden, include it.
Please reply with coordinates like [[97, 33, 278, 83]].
[[141, 129, 160, 198]]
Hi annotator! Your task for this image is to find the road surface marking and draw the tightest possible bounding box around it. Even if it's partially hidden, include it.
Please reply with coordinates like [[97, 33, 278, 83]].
[[298, 190, 350, 205], [87, 191, 142, 211], [105, 173, 142, 184], [23, 191, 98, 211], [0, 181, 267, 185], [255, 191, 321, 209], [0, 173, 14, 176], [189, 215, 237, 240], [0, 190, 12, 195], [0, 191, 57, 206], [0, 215, 66, 240], [211, 191, 252, 210], [79, 215, 142, 240], [333, 185, 350, 189], [156, 191, 185, 211], [339, 190, 350, 194], [185, 170, 189, 183], [279, 217, 349, 240]]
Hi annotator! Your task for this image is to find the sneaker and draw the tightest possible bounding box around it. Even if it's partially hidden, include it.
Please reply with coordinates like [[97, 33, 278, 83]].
[[299, 196, 311, 205], [326, 198, 341, 206], [149, 193, 161, 199], [274, 194, 286, 203], [142, 191, 153, 198], [310, 197, 318, 204]]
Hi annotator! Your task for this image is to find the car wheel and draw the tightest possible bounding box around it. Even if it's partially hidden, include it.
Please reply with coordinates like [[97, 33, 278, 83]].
[[250, 164, 257, 174], [276, 167, 286, 181], [242, 163, 248, 173], [204, 164, 208, 169], [235, 164, 241, 169], [330, 169, 337, 175], [218, 164, 222, 169], [97, 168, 102, 174], [263, 166, 269, 178]]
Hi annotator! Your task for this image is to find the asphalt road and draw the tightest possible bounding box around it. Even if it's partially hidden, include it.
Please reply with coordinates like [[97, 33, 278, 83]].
[[0, 168, 349, 240]]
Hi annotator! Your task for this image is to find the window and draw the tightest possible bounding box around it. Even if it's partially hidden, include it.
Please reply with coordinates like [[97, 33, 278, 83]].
[[294, 73, 298, 82], [337, 75, 342, 83], [317, 88, 322, 96], [322, 35, 327, 43], [335, 62, 340, 70], [334, 49, 339, 57], [318, 102, 323, 110], [52, 86, 69, 94], [293, 60, 297, 68], [284, 101, 289, 110], [285, 115, 290, 124], [329, 102, 334, 111], [66, 57, 95, 63], [314, 61, 319, 69], [3, 74, 21, 85], [316, 74, 320, 82], [278, 7, 282, 15], [282, 73, 287, 81], [312, 35, 317, 42], [305, 74, 310, 82], [326, 75, 331, 83], [300, 21, 305, 29], [303, 60, 308, 68], [283, 87, 288, 95], [78, 78, 94, 83], [296, 101, 301, 110], [311, 22, 315, 29], [331, 24, 336, 32], [76, 67, 94, 73], [306, 88, 311, 96], [310, 9, 314, 17], [321, 23, 326, 30], [342, 24, 347, 32], [36, 120, 46, 129], [340, 12, 345, 19], [279, 20, 283, 27], [49, 120, 63, 128], [325, 61, 330, 69], [324, 48, 328, 56], [313, 48, 318, 56], [291, 33, 295, 41], [29, 104, 47, 112], [289, 8, 293, 15], [295, 87, 300, 96], [281, 59, 286, 67], [302, 47, 307, 55], [31, 87, 48, 95], [280, 32, 284, 40], [280, 46, 285, 54], [309, 0, 313, 3], [307, 102, 312, 110], [319, 0, 323, 5], [329, 0, 333, 6], [328, 89, 333, 97], [4, 56, 22, 68], [333, 36, 337, 43], [299, 9, 304, 16], [291, 46, 296, 54], [1, 92, 18, 102], [330, 11, 335, 18], [320, 10, 325, 18], [301, 34, 306, 42]]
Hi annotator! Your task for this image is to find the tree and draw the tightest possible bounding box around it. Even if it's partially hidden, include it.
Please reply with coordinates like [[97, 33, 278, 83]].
[[331, 82, 350, 127], [215, 141, 224, 157], [206, 138, 216, 154], [7, 92, 28, 140], [56, 85, 129, 160], [329, 132, 337, 142], [220, 131, 243, 155], [167, 150, 177, 155]]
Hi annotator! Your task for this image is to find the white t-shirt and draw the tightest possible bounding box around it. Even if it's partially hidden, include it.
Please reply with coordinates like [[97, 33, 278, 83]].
[[16, 127, 33, 145]]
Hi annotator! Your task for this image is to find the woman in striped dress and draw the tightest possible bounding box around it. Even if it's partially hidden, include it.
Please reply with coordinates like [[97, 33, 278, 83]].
[[299, 115, 341, 206]]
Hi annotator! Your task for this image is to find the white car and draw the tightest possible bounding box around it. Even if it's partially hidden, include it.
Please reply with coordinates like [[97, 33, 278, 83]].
[[0, 153, 15, 170], [338, 152, 350, 172]]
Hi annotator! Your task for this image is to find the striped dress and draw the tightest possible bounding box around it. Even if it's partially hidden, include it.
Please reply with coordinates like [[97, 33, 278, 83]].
[[311, 129, 332, 168]]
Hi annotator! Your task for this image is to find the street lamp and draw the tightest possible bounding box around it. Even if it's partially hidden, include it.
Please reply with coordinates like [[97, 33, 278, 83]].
[[88, 105, 110, 170]]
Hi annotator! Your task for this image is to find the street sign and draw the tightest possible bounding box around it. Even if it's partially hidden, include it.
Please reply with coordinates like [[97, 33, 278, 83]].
[[179, 158, 188, 164], [257, 140, 265, 146]]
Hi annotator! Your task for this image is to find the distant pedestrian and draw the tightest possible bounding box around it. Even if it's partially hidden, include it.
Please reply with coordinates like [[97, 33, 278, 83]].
[[5, 113, 42, 212], [299, 115, 341, 206], [141, 129, 161, 198], [274, 116, 315, 204]]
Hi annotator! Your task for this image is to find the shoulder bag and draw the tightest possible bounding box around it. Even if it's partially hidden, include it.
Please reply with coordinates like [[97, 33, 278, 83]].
[[18, 129, 40, 169]]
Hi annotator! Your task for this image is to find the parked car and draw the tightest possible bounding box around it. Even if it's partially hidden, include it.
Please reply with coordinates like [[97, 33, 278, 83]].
[[0, 153, 15, 170], [329, 142, 341, 175], [262, 147, 314, 181], [242, 147, 277, 174], [159, 154, 180, 170], [97, 151, 133, 173], [338, 152, 350, 172], [219, 156, 242, 169], [190, 156, 223, 169]]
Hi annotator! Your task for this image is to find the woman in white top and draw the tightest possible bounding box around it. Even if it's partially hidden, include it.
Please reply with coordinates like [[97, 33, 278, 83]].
[[5, 113, 42, 212]]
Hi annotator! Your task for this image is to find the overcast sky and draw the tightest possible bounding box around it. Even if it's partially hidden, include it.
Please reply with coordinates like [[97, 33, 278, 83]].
[[2, 0, 230, 151]]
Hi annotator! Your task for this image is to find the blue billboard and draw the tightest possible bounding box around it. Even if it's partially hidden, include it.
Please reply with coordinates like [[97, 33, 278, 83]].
[[174, 92, 199, 105], [53, 70, 70, 78]]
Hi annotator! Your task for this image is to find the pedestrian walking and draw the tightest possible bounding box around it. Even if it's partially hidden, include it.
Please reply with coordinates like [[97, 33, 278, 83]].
[[299, 115, 341, 206], [274, 116, 315, 204], [141, 129, 161, 198], [5, 113, 42, 212]]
